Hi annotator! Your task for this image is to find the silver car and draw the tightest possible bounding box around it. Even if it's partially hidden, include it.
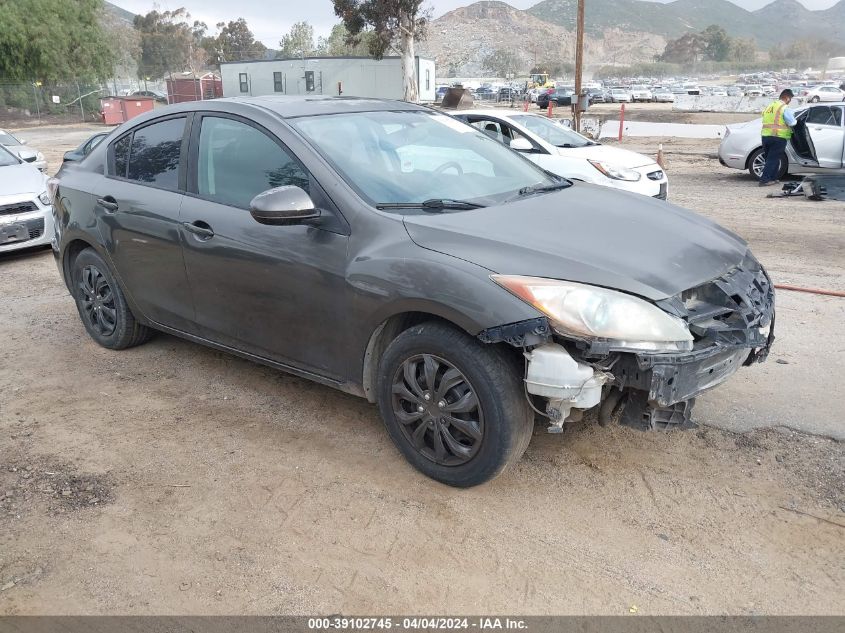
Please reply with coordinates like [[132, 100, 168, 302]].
[[0, 129, 47, 172], [718, 103, 845, 180]]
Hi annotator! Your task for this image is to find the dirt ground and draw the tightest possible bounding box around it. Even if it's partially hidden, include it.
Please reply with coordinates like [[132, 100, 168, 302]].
[[0, 124, 843, 616]]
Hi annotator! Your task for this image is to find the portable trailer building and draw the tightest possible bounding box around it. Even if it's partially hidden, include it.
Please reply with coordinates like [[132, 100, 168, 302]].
[[220, 56, 436, 102]]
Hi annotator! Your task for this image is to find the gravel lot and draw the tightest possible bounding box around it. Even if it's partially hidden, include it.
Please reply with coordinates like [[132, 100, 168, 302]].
[[1, 122, 843, 616]]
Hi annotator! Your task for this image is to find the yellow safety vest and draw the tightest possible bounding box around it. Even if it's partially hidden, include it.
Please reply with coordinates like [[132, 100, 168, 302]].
[[761, 100, 792, 139]]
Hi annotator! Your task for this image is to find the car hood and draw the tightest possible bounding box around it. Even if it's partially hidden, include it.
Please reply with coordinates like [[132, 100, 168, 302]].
[[0, 163, 46, 198], [402, 183, 748, 301], [556, 143, 656, 169]]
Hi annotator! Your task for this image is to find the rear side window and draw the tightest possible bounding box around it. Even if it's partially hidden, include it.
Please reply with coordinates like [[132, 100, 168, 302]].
[[112, 135, 130, 177], [126, 117, 185, 189], [806, 106, 842, 127], [196, 116, 309, 209]]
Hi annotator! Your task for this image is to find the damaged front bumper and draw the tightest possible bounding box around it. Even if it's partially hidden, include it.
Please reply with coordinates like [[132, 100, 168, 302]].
[[486, 253, 776, 432]]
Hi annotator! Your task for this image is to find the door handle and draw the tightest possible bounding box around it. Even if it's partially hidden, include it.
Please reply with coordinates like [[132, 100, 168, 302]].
[[183, 221, 214, 240], [96, 196, 118, 212]]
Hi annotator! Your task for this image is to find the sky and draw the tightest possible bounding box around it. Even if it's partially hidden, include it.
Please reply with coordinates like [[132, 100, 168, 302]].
[[111, 0, 841, 47]]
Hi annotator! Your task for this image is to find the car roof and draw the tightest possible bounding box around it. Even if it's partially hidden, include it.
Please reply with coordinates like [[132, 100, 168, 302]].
[[135, 96, 428, 120]]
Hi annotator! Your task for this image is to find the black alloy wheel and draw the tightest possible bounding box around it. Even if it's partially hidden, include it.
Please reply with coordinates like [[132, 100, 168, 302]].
[[71, 248, 152, 349], [391, 353, 484, 466], [79, 264, 117, 336], [377, 322, 534, 487]]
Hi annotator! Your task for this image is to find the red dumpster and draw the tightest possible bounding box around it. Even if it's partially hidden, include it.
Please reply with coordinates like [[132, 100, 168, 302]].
[[99, 96, 155, 125]]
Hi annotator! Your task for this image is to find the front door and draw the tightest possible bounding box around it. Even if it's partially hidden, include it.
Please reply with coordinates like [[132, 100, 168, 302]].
[[805, 105, 845, 169], [179, 114, 350, 379], [96, 115, 195, 330]]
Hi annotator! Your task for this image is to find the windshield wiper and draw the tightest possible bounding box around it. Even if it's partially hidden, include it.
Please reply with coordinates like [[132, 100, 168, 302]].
[[375, 198, 485, 211], [515, 181, 573, 197]]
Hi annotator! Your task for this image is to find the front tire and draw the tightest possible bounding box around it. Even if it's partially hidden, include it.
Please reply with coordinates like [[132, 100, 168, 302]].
[[71, 248, 152, 349], [810, 96, 820, 103], [376, 322, 533, 487]]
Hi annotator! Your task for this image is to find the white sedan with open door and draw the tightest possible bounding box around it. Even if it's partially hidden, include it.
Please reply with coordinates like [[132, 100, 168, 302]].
[[452, 110, 668, 199], [718, 103, 845, 180]]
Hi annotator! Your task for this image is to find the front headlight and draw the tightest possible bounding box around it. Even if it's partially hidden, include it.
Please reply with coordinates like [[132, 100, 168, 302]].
[[492, 275, 694, 353], [38, 191, 51, 205], [588, 160, 642, 181]]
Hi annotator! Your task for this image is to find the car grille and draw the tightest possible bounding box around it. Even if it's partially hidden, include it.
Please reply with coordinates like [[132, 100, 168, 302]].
[[25, 217, 45, 240], [657, 254, 774, 355], [647, 170, 664, 181], [0, 201, 38, 216]]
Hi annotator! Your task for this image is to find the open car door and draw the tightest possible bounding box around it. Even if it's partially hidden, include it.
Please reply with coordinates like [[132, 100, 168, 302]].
[[790, 106, 845, 169]]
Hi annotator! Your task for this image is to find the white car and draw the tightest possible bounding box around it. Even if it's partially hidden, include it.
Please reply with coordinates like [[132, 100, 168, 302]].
[[0, 129, 47, 172], [453, 110, 668, 199], [0, 145, 54, 253], [652, 88, 676, 103], [609, 88, 632, 103], [718, 103, 845, 180], [803, 85, 845, 103], [631, 85, 654, 102]]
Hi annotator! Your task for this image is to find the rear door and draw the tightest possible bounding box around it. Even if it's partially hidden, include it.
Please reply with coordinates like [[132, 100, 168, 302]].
[[805, 105, 845, 169], [96, 114, 195, 330]]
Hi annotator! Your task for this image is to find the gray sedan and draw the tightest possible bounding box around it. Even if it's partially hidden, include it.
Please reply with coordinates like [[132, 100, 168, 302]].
[[718, 103, 845, 180], [52, 96, 774, 486]]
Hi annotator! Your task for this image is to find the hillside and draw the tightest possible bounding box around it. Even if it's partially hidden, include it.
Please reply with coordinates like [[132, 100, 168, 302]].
[[527, 0, 845, 49], [418, 1, 665, 76], [104, 0, 136, 23]]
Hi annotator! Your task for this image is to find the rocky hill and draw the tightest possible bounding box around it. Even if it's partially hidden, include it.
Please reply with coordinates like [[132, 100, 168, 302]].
[[418, 1, 666, 77], [527, 0, 845, 50]]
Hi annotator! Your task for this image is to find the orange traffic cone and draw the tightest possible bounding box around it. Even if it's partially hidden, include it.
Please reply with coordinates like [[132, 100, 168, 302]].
[[656, 143, 666, 170]]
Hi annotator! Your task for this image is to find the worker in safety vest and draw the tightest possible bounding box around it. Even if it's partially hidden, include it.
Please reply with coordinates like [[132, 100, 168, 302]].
[[759, 89, 796, 186]]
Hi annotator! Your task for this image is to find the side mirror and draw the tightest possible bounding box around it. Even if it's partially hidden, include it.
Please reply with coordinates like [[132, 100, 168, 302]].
[[249, 185, 321, 226], [510, 137, 533, 152], [62, 151, 75, 162], [18, 139, 27, 145]]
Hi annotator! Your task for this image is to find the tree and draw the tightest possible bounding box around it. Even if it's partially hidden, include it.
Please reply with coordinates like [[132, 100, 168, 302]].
[[203, 18, 267, 64], [702, 25, 732, 62], [482, 49, 520, 78], [659, 32, 705, 64], [134, 8, 208, 79], [102, 11, 141, 78], [278, 21, 316, 59], [316, 24, 373, 56], [331, 0, 429, 102], [0, 0, 115, 82], [730, 38, 757, 63]]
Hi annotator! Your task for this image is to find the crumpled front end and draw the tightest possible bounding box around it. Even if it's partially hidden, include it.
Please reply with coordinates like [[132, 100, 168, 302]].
[[483, 253, 775, 431]]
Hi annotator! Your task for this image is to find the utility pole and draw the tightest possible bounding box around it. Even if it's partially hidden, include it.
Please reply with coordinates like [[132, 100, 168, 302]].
[[574, 0, 585, 132]]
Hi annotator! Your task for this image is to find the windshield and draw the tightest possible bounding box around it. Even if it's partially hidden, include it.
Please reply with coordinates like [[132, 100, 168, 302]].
[[0, 131, 22, 146], [291, 110, 557, 207], [0, 145, 19, 167], [509, 114, 592, 148]]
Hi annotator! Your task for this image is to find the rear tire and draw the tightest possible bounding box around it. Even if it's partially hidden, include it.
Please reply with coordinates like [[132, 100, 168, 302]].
[[71, 248, 153, 350], [747, 147, 787, 181], [810, 96, 820, 103], [376, 322, 533, 487]]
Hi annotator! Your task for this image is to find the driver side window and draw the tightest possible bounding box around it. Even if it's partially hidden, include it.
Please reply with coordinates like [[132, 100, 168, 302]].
[[196, 116, 309, 209]]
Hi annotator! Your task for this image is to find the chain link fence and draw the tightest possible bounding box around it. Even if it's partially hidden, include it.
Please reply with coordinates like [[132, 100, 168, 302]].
[[0, 77, 169, 126]]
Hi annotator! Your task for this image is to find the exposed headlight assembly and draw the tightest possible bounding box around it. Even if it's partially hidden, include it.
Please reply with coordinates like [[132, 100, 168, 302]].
[[492, 275, 694, 353], [588, 159, 641, 181]]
